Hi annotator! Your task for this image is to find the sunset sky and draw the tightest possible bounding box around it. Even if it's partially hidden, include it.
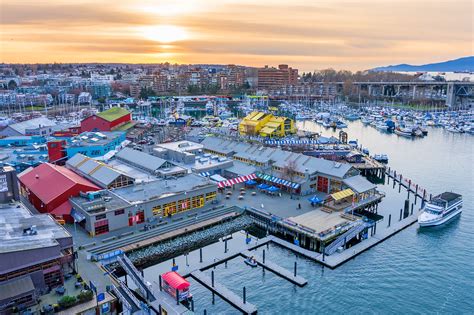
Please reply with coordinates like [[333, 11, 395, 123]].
[[1, 0, 472, 71]]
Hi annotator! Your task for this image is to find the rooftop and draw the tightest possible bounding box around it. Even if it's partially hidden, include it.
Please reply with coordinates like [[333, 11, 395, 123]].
[[113, 174, 214, 203], [18, 163, 99, 204], [96, 107, 130, 122], [155, 140, 203, 153], [0, 204, 71, 253], [6, 117, 56, 135], [67, 131, 125, 147], [115, 147, 170, 173], [66, 153, 134, 188], [70, 190, 131, 214]]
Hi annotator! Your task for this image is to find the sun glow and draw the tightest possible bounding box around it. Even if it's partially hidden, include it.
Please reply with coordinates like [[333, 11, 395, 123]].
[[140, 25, 189, 43]]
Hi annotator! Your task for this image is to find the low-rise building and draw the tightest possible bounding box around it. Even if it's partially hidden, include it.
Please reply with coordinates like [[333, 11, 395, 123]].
[[66, 153, 135, 189], [18, 163, 100, 222], [70, 174, 218, 236], [115, 147, 187, 177], [239, 111, 295, 137], [201, 136, 376, 198], [81, 107, 132, 132], [47, 131, 127, 162], [0, 204, 74, 312], [0, 117, 57, 137]]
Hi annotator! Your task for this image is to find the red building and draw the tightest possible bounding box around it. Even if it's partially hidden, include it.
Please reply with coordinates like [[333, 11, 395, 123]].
[[18, 163, 99, 223], [81, 107, 132, 132]]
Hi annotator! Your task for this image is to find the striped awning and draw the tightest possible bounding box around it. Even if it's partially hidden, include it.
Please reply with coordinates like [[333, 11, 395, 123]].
[[256, 172, 300, 190], [330, 188, 354, 201], [200, 172, 212, 177], [265, 139, 321, 146], [218, 173, 257, 188]]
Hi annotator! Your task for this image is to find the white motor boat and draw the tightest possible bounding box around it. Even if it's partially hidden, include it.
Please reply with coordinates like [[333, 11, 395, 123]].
[[418, 192, 463, 227]]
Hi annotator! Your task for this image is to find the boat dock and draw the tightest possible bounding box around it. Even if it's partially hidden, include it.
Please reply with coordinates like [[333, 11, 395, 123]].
[[386, 167, 430, 202], [190, 270, 257, 315], [240, 250, 307, 286]]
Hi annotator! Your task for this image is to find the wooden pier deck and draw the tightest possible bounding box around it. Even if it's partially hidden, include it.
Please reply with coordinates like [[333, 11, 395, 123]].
[[240, 250, 308, 287], [190, 270, 257, 315]]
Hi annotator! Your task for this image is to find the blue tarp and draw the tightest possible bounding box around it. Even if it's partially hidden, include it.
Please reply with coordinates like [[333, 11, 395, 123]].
[[257, 183, 270, 189], [245, 180, 257, 185]]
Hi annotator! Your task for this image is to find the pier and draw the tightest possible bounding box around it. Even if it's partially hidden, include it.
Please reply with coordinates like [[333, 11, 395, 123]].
[[240, 250, 307, 286], [190, 270, 258, 315], [386, 167, 430, 203]]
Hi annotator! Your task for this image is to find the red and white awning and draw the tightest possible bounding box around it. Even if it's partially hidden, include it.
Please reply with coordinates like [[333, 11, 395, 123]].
[[218, 173, 257, 188]]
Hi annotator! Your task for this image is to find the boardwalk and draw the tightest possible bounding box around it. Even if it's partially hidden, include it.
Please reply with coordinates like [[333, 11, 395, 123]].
[[240, 250, 307, 287], [190, 270, 257, 315], [386, 168, 430, 201]]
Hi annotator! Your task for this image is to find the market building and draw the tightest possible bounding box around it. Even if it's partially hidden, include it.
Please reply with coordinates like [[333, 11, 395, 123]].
[[239, 111, 296, 137], [69, 174, 218, 236], [66, 153, 135, 189], [201, 136, 377, 199], [80, 107, 132, 132], [18, 163, 100, 223], [0, 204, 74, 312], [47, 131, 127, 163]]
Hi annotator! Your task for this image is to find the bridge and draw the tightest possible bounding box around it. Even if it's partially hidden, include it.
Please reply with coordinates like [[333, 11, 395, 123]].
[[268, 81, 474, 107]]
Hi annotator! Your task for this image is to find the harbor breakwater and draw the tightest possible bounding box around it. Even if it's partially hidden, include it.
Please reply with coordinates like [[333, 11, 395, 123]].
[[128, 215, 254, 266]]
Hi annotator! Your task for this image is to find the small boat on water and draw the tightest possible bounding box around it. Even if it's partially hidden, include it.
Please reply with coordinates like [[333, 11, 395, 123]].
[[375, 122, 389, 132], [373, 154, 389, 163], [244, 257, 258, 267], [418, 192, 463, 227], [394, 127, 413, 137]]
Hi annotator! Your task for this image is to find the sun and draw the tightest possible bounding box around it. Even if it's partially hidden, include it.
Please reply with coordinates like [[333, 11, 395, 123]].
[[141, 25, 189, 43]]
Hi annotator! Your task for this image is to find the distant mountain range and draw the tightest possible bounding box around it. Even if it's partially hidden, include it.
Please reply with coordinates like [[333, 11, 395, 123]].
[[372, 56, 474, 72]]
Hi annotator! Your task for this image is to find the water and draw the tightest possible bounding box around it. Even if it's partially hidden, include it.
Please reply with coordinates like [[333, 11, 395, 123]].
[[142, 121, 473, 314]]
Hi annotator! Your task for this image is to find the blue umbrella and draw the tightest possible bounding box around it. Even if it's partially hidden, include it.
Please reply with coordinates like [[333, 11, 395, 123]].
[[308, 196, 322, 204], [257, 183, 270, 189], [267, 186, 280, 192], [245, 179, 257, 185]]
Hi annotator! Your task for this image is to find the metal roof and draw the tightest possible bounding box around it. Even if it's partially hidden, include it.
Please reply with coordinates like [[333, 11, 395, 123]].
[[115, 147, 169, 173], [343, 175, 377, 193], [67, 153, 133, 188], [18, 163, 100, 204], [7, 117, 56, 135], [0, 276, 35, 300]]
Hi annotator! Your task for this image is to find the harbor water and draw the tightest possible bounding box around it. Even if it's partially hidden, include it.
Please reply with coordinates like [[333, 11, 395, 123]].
[[140, 121, 473, 314]]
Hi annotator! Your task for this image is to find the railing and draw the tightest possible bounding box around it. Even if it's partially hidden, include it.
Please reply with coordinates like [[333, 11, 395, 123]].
[[324, 222, 367, 255]]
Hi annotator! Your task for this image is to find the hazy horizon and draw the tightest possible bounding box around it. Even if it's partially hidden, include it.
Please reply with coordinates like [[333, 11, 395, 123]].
[[1, 0, 472, 72]]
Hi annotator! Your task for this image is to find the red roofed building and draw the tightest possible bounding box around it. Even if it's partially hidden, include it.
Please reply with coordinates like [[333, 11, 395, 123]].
[[18, 163, 100, 223], [81, 107, 132, 132]]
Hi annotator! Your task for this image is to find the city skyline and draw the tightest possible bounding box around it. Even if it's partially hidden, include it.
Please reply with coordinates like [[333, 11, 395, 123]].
[[1, 0, 473, 71]]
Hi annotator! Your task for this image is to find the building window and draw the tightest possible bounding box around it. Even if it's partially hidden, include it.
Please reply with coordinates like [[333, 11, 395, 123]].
[[191, 195, 204, 208], [95, 214, 106, 220], [152, 205, 162, 216], [163, 202, 177, 216], [94, 219, 109, 235], [205, 191, 217, 201], [178, 198, 191, 212], [115, 209, 124, 216]]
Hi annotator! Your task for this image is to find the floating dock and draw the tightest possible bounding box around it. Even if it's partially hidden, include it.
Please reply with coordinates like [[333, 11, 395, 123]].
[[240, 250, 307, 287], [190, 270, 257, 315]]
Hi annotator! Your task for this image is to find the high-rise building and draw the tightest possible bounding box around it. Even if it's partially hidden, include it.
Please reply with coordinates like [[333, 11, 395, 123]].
[[257, 64, 298, 90]]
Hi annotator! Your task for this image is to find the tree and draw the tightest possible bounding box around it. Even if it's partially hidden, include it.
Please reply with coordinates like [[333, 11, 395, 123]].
[[77, 290, 94, 303], [58, 295, 77, 309]]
